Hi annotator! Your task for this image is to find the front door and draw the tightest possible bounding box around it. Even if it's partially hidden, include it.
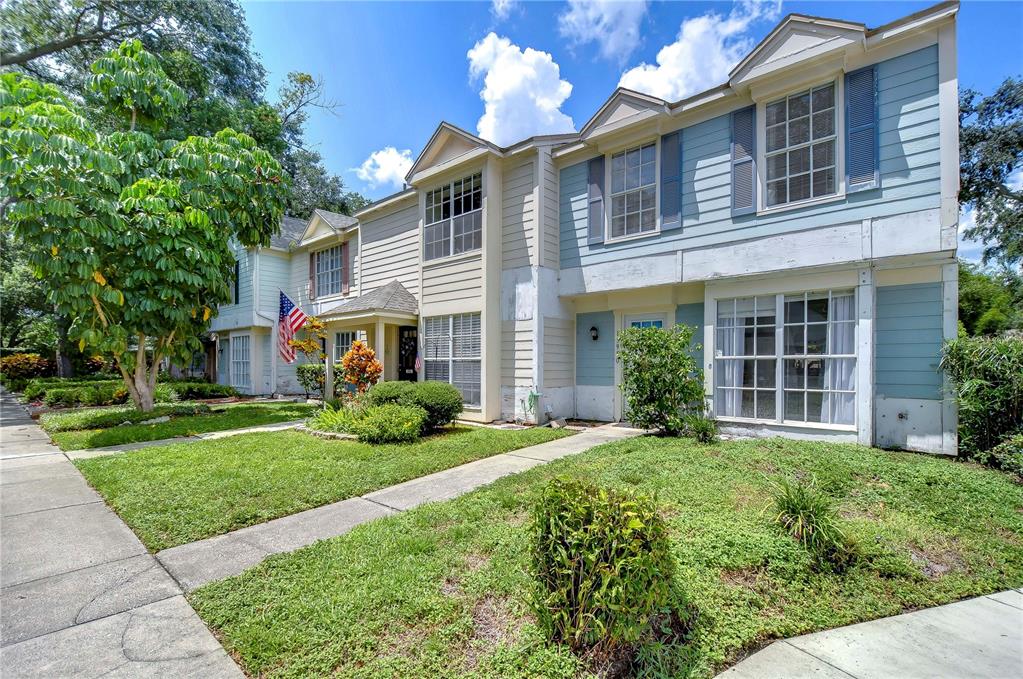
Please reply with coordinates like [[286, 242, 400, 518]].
[[398, 326, 418, 382]]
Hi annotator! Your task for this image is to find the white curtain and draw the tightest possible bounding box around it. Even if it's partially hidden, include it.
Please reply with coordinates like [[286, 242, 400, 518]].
[[824, 294, 855, 424], [717, 316, 745, 416]]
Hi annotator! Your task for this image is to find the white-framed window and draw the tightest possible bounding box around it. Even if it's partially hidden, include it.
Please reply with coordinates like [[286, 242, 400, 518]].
[[609, 142, 657, 239], [424, 172, 482, 261], [715, 289, 855, 426], [315, 244, 344, 296], [230, 334, 250, 389], [423, 313, 481, 405], [764, 81, 838, 208], [626, 314, 665, 329], [333, 331, 365, 362]]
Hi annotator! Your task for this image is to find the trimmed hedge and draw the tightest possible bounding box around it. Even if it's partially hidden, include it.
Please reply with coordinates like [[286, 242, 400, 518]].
[[40, 402, 212, 433], [366, 380, 463, 431], [21, 377, 235, 406]]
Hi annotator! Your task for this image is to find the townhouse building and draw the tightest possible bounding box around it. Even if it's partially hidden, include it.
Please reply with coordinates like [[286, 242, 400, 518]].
[[211, 1, 961, 454]]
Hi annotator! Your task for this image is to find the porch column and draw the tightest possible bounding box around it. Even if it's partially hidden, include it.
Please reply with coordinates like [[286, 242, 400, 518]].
[[375, 318, 387, 381]]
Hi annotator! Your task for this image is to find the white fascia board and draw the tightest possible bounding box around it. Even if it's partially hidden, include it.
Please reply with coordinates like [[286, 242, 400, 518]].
[[408, 147, 493, 187]]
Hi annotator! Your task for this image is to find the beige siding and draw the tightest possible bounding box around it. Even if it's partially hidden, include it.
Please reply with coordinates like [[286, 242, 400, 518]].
[[502, 160, 535, 269], [540, 149, 560, 270], [288, 235, 359, 314], [421, 253, 483, 308], [360, 203, 420, 299], [543, 316, 574, 388], [501, 320, 533, 385]]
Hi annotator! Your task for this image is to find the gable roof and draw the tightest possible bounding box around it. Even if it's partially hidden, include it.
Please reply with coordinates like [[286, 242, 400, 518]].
[[313, 209, 358, 231], [728, 13, 866, 82], [578, 88, 669, 139], [269, 215, 308, 251], [405, 122, 499, 182], [320, 279, 418, 319]]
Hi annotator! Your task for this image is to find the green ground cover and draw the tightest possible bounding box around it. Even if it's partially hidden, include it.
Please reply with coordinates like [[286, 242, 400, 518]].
[[189, 436, 1023, 679], [75, 426, 571, 551]]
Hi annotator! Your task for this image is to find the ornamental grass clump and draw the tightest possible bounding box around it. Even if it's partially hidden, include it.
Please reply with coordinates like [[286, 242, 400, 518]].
[[529, 478, 675, 656], [348, 404, 427, 444], [773, 476, 857, 571]]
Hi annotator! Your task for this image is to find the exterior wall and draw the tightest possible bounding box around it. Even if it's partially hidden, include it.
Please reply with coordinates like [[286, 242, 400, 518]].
[[543, 317, 574, 388], [501, 159, 536, 269], [421, 253, 484, 312], [539, 147, 560, 271], [212, 246, 254, 332], [559, 45, 943, 285], [359, 202, 420, 299], [289, 233, 359, 316], [575, 311, 615, 421]]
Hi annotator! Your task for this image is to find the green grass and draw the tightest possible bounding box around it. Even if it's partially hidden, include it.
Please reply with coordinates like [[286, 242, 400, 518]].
[[189, 437, 1023, 679], [50, 401, 315, 450], [40, 402, 213, 432], [75, 426, 572, 551]]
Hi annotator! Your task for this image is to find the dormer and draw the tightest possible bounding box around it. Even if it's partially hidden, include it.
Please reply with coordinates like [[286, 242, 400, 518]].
[[298, 209, 358, 250], [578, 88, 670, 144], [405, 122, 499, 186]]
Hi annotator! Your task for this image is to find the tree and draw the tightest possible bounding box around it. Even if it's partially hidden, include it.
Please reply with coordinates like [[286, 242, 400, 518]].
[[959, 260, 1021, 335], [1, 40, 287, 410], [0, 232, 52, 351], [960, 78, 1023, 267]]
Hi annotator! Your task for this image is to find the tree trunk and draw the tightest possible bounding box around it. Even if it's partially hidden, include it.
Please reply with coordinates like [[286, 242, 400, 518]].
[[55, 312, 74, 378]]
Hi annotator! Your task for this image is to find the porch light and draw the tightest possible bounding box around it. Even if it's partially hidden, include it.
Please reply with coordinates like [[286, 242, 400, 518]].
[[590, 326, 599, 341]]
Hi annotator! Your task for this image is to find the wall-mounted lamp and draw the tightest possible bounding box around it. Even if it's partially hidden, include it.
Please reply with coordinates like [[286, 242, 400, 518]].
[[589, 326, 599, 341]]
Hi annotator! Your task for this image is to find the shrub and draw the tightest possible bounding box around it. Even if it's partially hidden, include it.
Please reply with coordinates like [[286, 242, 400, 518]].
[[617, 325, 705, 435], [154, 383, 180, 403], [529, 478, 675, 654], [0, 353, 53, 380], [986, 433, 1023, 477], [42, 384, 127, 407], [772, 477, 857, 570], [170, 382, 237, 399], [941, 335, 1023, 457], [682, 413, 718, 443], [347, 404, 426, 444], [365, 381, 415, 406], [296, 364, 325, 399], [40, 402, 211, 432], [339, 340, 383, 394], [365, 381, 463, 432], [306, 396, 368, 434]]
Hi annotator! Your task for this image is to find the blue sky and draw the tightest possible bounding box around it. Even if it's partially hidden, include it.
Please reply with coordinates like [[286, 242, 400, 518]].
[[243, 0, 1022, 259]]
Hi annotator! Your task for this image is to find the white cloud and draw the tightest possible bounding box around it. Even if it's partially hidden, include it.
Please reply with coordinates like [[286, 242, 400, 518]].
[[491, 0, 516, 21], [353, 147, 413, 190], [558, 0, 649, 62], [618, 0, 781, 101], [467, 32, 575, 147]]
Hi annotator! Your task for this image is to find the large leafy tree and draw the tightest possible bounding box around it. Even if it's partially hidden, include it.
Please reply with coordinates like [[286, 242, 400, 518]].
[[960, 77, 1023, 267], [1, 40, 287, 410], [0, 231, 53, 351]]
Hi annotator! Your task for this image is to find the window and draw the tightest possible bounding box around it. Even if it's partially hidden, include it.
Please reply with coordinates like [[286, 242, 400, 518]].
[[627, 315, 665, 329], [423, 313, 481, 405], [333, 331, 364, 362], [609, 142, 656, 238], [765, 82, 837, 207], [230, 335, 250, 389], [715, 289, 855, 426], [315, 244, 344, 296], [424, 172, 482, 260]]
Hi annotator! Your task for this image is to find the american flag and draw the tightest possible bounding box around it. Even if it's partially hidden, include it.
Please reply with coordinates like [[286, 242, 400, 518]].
[[278, 291, 308, 364]]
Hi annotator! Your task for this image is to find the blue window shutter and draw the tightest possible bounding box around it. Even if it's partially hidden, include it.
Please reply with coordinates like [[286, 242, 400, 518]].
[[730, 106, 756, 216], [660, 130, 682, 231], [587, 156, 605, 245], [845, 65, 879, 192]]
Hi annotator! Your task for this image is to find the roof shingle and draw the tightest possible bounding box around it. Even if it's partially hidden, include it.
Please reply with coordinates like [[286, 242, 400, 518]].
[[320, 280, 418, 318]]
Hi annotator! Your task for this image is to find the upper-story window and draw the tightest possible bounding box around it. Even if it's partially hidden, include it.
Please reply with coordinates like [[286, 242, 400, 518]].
[[424, 172, 482, 261], [609, 142, 656, 239], [314, 244, 344, 296], [765, 82, 837, 208]]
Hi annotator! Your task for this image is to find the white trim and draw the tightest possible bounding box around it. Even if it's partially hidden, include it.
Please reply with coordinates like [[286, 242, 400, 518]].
[[937, 20, 959, 240], [604, 137, 661, 243]]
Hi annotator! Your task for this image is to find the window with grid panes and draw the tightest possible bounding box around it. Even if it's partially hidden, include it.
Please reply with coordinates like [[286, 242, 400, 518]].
[[765, 83, 837, 207], [609, 142, 657, 238], [230, 335, 250, 388], [715, 289, 856, 426], [424, 173, 482, 260], [333, 331, 364, 362], [315, 244, 343, 296], [423, 313, 481, 405]]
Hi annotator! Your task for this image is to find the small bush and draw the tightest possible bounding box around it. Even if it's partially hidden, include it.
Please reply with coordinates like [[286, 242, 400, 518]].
[[617, 325, 705, 435], [43, 384, 127, 407], [987, 434, 1023, 477], [772, 477, 857, 570], [296, 364, 325, 399], [347, 404, 426, 444], [306, 397, 368, 434], [365, 381, 415, 406], [941, 335, 1023, 457], [529, 478, 675, 654], [339, 341, 384, 394], [0, 353, 53, 380], [154, 383, 180, 403], [172, 382, 238, 399], [682, 413, 717, 443], [40, 402, 211, 432], [364, 381, 463, 432]]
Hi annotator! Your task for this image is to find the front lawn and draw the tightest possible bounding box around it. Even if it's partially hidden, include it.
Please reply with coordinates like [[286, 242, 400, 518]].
[[75, 426, 571, 551], [190, 436, 1023, 679], [49, 401, 315, 450]]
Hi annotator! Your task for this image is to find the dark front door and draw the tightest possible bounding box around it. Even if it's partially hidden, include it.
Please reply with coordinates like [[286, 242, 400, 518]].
[[398, 326, 418, 382]]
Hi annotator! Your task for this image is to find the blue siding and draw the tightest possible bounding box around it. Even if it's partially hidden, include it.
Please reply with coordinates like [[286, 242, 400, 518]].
[[560, 45, 941, 269], [875, 283, 944, 400], [675, 303, 705, 369], [576, 311, 615, 386]]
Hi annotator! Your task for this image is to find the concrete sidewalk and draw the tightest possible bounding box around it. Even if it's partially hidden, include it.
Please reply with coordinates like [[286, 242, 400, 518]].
[[157, 423, 642, 592], [0, 389, 242, 677], [718, 589, 1023, 679]]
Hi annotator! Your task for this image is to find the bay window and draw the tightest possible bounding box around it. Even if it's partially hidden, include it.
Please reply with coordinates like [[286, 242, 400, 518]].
[[423, 313, 481, 405], [609, 142, 656, 238], [424, 172, 482, 260], [715, 289, 855, 426], [765, 82, 837, 207]]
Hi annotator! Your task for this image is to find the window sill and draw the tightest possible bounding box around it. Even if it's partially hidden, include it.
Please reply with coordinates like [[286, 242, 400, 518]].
[[602, 229, 661, 246], [757, 192, 846, 217], [716, 416, 856, 432], [423, 250, 482, 268]]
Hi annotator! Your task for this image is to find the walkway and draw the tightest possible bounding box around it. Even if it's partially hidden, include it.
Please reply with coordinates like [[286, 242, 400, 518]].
[[718, 589, 1023, 679], [156, 423, 642, 591], [0, 389, 242, 677]]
